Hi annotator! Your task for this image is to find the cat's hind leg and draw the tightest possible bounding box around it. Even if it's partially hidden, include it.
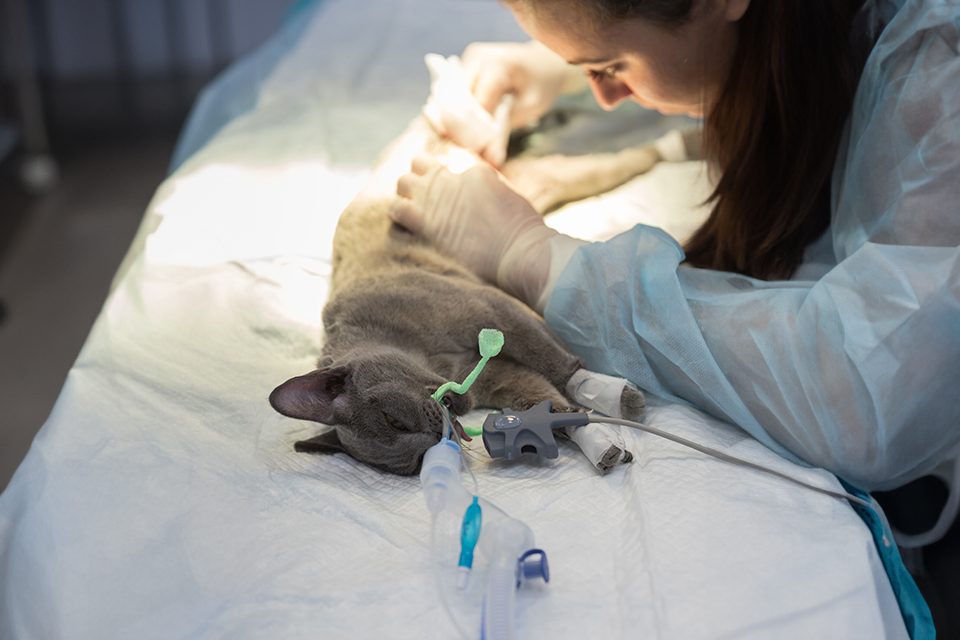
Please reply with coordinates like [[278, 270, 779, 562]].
[[501, 145, 660, 214]]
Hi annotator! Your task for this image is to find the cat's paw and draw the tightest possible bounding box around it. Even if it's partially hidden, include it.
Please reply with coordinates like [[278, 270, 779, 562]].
[[565, 368, 645, 420], [619, 384, 646, 421], [562, 424, 633, 474], [597, 444, 633, 473]]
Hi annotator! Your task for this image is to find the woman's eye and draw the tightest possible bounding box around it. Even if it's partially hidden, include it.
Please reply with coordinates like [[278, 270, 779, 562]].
[[587, 65, 619, 81]]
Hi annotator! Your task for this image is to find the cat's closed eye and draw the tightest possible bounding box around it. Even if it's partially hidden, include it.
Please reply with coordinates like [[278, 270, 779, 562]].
[[382, 412, 413, 431]]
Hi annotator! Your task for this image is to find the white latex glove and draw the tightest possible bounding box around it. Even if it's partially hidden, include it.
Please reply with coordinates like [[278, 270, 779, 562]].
[[422, 54, 513, 166], [392, 155, 584, 311], [461, 41, 586, 134]]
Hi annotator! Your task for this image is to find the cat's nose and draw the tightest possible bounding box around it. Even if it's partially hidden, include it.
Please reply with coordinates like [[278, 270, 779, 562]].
[[423, 400, 444, 433]]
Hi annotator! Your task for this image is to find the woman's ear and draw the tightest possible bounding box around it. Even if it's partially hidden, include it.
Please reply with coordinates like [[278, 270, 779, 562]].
[[723, 0, 750, 22]]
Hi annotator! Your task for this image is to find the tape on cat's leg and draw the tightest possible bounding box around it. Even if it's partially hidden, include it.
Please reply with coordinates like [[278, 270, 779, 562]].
[[562, 423, 631, 474], [566, 368, 644, 419]]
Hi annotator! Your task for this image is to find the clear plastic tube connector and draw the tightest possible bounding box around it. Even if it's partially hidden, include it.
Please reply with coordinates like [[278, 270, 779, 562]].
[[420, 438, 463, 515], [482, 518, 535, 640]]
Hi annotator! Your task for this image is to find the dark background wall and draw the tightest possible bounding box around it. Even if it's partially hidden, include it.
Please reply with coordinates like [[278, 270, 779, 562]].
[[1, 0, 296, 137], [0, 0, 298, 493]]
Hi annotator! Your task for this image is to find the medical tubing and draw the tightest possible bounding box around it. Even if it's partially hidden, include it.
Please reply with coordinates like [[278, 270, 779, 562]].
[[892, 451, 960, 548], [591, 416, 884, 520], [439, 402, 480, 495], [431, 518, 478, 640], [481, 518, 533, 640], [433, 363, 487, 403], [461, 443, 481, 497], [430, 499, 522, 640], [432, 329, 503, 404], [440, 399, 453, 441], [420, 438, 500, 520], [423, 441, 481, 640], [483, 560, 518, 640], [422, 437, 518, 640]]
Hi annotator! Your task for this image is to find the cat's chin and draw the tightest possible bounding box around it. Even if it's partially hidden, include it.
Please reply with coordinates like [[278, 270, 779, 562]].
[[355, 430, 442, 476], [368, 450, 432, 476]]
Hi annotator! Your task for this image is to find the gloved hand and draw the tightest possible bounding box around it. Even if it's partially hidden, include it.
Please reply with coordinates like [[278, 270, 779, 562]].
[[422, 54, 513, 166], [460, 40, 585, 137], [391, 154, 582, 310]]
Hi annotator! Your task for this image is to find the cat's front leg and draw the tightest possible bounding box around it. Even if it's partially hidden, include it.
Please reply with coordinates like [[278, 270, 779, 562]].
[[565, 368, 645, 421], [464, 358, 576, 413], [468, 359, 632, 474], [558, 368, 646, 471]]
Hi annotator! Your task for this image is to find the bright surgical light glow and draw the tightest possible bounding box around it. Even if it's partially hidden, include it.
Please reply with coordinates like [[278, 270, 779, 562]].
[[437, 146, 480, 175], [147, 160, 369, 268]]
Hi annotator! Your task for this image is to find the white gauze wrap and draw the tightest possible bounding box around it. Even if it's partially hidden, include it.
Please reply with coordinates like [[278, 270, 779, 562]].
[[562, 369, 645, 472]]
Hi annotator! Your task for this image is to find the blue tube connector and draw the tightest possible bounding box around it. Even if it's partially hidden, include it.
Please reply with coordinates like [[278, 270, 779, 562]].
[[457, 496, 483, 589]]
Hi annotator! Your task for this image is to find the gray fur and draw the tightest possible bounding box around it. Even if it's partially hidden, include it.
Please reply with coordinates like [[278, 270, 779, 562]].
[[271, 126, 586, 474]]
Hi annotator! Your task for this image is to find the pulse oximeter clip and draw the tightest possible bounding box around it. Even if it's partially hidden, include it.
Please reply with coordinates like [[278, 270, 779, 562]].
[[480, 400, 589, 462]]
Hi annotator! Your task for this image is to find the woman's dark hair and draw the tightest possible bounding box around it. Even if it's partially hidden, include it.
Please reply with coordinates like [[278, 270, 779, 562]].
[[686, 0, 862, 279], [509, 0, 864, 280]]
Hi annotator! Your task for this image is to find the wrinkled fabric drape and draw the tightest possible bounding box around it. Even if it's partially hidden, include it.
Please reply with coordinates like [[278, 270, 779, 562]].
[[545, 0, 960, 490]]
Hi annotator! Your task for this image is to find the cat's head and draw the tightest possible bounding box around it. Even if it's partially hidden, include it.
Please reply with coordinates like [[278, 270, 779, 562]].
[[270, 349, 471, 475]]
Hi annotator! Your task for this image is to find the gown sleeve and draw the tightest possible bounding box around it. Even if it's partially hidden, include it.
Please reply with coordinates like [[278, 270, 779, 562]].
[[543, 0, 960, 490]]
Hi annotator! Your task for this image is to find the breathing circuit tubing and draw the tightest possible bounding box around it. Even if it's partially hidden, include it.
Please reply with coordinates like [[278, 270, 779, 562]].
[[429, 401, 524, 640]]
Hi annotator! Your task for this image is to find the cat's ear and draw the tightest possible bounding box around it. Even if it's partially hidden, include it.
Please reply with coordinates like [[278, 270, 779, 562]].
[[294, 429, 345, 454], [269, 367, 350, 424]]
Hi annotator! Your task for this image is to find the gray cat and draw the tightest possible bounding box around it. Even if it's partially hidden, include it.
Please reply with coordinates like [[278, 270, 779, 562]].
[[270, 119, 647, 475]]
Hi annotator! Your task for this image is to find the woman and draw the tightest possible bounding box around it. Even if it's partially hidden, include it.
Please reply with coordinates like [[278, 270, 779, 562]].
[[391, 0, 960, 490]]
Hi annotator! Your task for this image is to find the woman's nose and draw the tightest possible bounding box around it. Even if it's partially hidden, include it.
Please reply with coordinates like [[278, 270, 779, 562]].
[[589, 77, 633, 110]]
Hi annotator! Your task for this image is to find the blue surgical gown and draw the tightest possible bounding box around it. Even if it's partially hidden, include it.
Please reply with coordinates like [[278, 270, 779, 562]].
[[544, 0, 960, 490]]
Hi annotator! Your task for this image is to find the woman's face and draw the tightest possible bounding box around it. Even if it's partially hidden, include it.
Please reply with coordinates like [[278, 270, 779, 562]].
[[511, 0, 748, 117]]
